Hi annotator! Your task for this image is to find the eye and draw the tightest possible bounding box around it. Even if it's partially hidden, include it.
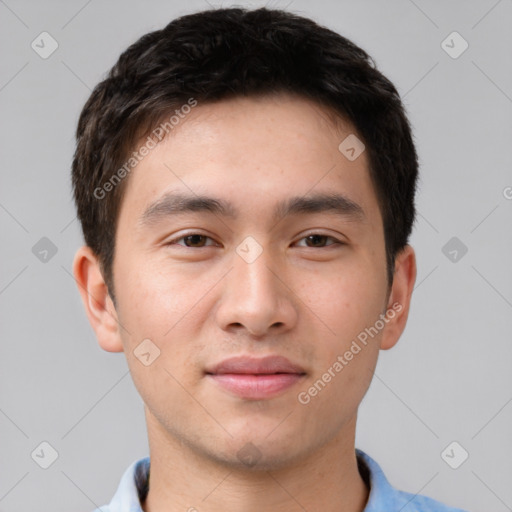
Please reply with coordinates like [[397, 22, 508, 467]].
[[167, 233, 218, 248], [166, 232, 343, 249], [294, 234, 343, 248]]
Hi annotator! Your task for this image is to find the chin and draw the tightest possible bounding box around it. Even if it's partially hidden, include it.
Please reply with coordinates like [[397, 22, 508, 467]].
[[205, 434, 305, 472]]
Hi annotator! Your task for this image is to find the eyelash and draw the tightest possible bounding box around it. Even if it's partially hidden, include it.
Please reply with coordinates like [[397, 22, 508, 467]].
[[166, 232, 344, 249]]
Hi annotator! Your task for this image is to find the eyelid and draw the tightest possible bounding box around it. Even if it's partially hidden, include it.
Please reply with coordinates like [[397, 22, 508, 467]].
[[166, 231, 219, 247], [293, 231, 344, 247], [165, 230, 345, 248]]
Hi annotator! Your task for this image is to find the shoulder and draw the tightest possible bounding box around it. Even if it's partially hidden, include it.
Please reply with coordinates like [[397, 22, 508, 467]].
[[356, 449, 468, 512], [89, 456, 150, 512], [390, 488, 469, 512]]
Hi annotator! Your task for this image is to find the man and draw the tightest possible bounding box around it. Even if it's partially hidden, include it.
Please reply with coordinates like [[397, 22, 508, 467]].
[[71, 6, 468, 512]]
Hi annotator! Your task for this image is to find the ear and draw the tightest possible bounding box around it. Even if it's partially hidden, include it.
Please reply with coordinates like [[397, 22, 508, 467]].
[[379, 244, 417, 351], [72, 246, 124, 352]]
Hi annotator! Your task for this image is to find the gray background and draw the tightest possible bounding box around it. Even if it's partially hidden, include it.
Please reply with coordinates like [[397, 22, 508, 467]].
[[1, 0, 511, 511]]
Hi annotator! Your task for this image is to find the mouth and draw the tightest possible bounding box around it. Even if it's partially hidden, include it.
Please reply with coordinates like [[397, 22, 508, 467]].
[[205, 355, 307, 400]]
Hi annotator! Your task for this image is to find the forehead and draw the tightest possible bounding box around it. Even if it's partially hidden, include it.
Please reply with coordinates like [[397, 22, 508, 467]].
[[117, 94, 380, 228]]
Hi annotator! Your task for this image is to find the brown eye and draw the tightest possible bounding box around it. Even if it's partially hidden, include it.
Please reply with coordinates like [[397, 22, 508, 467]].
[[183, 234, 208, 247], [168, 234, 216, 247], [296, 234, 340, 248]]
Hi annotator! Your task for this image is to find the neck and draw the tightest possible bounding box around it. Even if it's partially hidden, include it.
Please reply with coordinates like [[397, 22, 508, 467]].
[[141, 411, 369, 512]]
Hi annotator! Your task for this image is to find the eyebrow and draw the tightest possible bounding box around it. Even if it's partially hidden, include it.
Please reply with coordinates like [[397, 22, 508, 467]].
[[139, 191, 366, 227]]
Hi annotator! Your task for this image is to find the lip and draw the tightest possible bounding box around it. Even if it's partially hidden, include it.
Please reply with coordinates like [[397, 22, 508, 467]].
[[206, 355, 306, 375], [205, 355, 307, 400]]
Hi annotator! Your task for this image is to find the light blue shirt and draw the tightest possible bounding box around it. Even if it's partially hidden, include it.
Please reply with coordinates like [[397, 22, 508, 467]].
[[92, 449, 468, 512]]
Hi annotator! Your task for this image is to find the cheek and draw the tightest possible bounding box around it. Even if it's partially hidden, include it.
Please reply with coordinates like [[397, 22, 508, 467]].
[[297, 282, 382, 424], [297, 263, 385, 401], [114, 255, 210, 388], [298, 263, 386, 343], [114, 254, 200, 340]]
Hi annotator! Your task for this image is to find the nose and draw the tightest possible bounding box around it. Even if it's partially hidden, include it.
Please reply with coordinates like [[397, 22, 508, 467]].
[[215, 242, 298, 338]]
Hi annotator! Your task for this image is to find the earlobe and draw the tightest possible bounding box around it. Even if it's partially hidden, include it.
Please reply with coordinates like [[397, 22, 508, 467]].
[[72, 246, 124, 353], [379, 244, 417, 351]]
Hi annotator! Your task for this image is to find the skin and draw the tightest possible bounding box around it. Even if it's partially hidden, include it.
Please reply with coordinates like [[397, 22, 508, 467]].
[[73, 93, 416, 512]]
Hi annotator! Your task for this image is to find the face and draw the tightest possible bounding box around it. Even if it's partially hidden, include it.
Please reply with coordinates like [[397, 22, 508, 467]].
[[77, 93, 415, 471]]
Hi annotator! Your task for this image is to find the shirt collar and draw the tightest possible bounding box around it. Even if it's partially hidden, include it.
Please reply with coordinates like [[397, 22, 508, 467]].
[[101, 449, 459, 512]]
